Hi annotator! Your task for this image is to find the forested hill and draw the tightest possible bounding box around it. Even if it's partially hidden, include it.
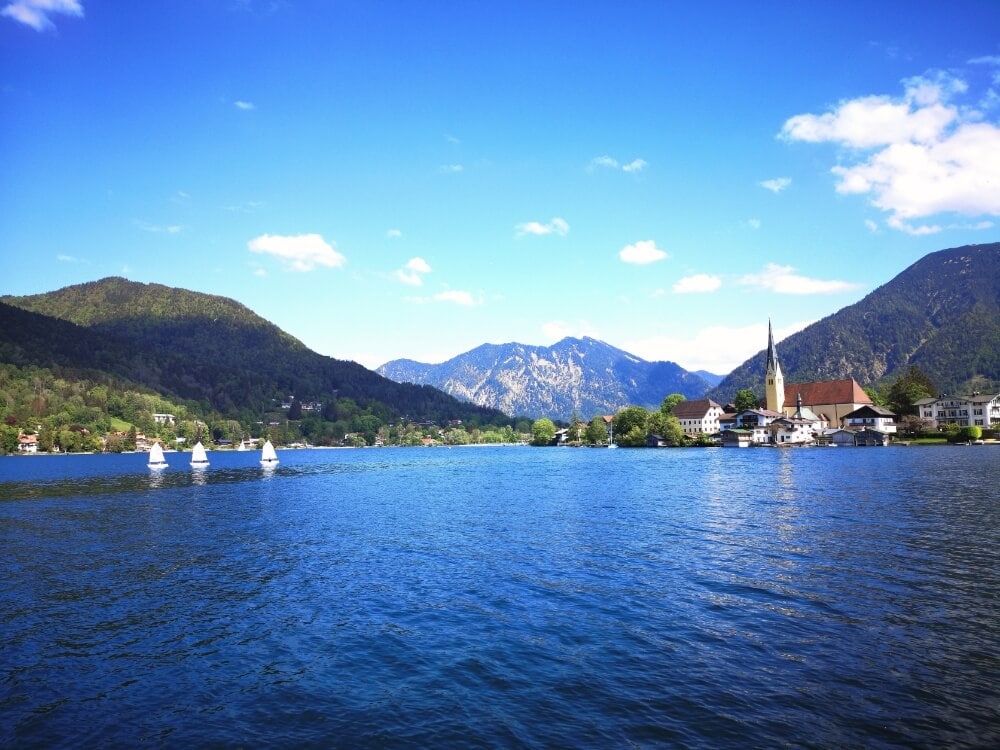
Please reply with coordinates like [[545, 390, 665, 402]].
[[710, 243, 1000, 402], [1, 278, 508, 424]]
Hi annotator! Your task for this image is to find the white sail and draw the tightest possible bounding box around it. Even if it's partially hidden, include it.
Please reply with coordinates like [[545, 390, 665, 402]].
[[260, 439, 279, 466], [190, 441, 209, 467], [147, 442, 168, 469], [237, 439, 248, 451]]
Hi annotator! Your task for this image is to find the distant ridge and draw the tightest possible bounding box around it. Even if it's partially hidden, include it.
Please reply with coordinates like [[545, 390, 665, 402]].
[[709, 242, 1000, 402], [378, 336, 713, 420]]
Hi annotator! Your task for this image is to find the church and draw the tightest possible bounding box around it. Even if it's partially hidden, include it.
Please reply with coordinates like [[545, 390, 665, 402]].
[[763, 320, 873, 428]]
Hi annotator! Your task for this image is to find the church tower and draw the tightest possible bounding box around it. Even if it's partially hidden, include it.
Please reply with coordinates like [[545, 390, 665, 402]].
[[765, 319, 784, 413]]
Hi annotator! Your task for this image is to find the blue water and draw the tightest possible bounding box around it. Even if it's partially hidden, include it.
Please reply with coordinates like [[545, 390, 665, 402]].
[[1, 446, 998, 748]]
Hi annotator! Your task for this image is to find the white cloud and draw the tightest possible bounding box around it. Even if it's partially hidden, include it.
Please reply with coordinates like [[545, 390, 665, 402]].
[[739, 263, 861, 295], [747, 218, 762, 230], [234, 100, 255, 110], [865, 219, 879, 233], [624, 321, 811, 374], [589, 155, 619, 170], [515, 217, 570, 237], [672, 274, 722, 294], [395, 256, 431, 286], [589, 155, 647, 173], [759, 177, 792, 193], [434, 290, 477, 306], [386, 228, 402, 239], [2, 0, 82, 31], [247, 233, 346, 272], [439, 164, 464, 173], [56, 253, 78, 262], [781, 70, 1000, 231], [619, 239, 667, 265]]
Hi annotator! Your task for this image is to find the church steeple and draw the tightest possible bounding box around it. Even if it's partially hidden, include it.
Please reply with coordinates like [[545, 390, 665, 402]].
[[765, 319, 784, 413]]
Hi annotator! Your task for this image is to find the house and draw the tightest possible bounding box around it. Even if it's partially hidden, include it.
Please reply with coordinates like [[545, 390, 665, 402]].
[[769, 416, 816, 445], [134, 432, 150, 452], [854, 428, 890, 446], [842, 404, 897, 434], [721, 408, 783, 446], [913, 392, 1000, 429], [822, 429, 858, 447], [672, 398, 725, 436], [153, 413, 175, 425], [18, 433, 38, 453], [721, 429, 753, 448], [646, 433, 669, 448]]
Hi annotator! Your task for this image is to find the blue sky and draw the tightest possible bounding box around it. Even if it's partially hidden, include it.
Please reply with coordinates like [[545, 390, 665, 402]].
[[3, 1, 999, 375]]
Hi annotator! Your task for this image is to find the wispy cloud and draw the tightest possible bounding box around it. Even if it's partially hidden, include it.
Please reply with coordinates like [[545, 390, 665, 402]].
[[2, 0, 82, 31], [865, 219, 879, 233], [135, 220, 183, 234], [247, 233, 346, 272], [746, 218, 762, 230], [56, 253, 79, 263], [515, 217, 569, 238], [234, 100, 255, 110], [759, 177, 792, 193], [780, 69, 1000, 233], [673, 274, 722, 294], [386, 228, 402, 239], [739, 263, 861, 294], [434, 290, 477, 306], [589, 155, 647, 173], [619, 240, 667, 265], [223, 200, 264, 213], [395, 257, 431, 286], [624, 321, 812, 374], [439, 164, 464, 173]]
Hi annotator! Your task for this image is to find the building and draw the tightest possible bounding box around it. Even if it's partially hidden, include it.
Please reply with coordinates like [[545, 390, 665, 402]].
[[913, 393, 1000, 428], [153, 413, 175, 425], [764, 320, 784, 413], [843, 404, 897, 433], [672, 398, 725, 436], [18, 433, 38, 453], [770, 416, 816, 445], [720, 408, 783, 446]]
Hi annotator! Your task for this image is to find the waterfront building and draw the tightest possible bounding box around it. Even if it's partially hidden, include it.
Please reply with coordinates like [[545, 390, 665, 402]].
[[913, 392, 1000, 428], [672, 398, 724, 436], [843, 404, 898, 433]]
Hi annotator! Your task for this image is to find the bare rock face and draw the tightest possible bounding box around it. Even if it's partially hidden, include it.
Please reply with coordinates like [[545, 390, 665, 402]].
[[378, 337, 714, 420]]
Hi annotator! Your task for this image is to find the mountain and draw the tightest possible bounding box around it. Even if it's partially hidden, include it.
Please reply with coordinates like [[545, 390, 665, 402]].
[[378, 336, 713, 420], [1, 277, 508, 424], [710, 242, 1000, 402]]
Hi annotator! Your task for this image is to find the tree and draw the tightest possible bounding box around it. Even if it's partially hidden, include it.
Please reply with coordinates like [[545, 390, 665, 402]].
[[648, 410, 685, 445], [864, 387, 888, 407], [567, 412, 583, 443], [287, 400, 303, 420], [662, 393, 686, 414], [613, 406, 649, 446], [734, 389, 759, 412], [887, 366, 935, 416], [531, 418, 557, 446], [585, 417, 608, 445]]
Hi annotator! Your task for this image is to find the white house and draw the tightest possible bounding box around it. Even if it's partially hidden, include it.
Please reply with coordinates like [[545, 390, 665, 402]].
[[913, 393, 1000, 429], [842, 404, 897, 434], [770, 416, 816, 445], [672, 399, 725, 436], [721, 408, 783, 446]]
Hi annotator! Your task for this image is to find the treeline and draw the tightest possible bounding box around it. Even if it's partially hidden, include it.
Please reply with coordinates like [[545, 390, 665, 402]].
[[530, 395, 697, 447]]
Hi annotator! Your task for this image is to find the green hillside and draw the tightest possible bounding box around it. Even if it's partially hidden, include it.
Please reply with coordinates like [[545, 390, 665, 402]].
[[0, 278, 510, 450], [711, 243, 1000, 402]]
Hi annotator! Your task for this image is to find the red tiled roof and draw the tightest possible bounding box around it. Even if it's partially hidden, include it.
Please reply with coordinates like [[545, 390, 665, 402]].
[[784, 379, 871, 407], [671, 398, 722, 419]]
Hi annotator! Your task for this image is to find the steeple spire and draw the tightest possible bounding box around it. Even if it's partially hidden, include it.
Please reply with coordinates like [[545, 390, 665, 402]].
[[765, 318, 785, 413]]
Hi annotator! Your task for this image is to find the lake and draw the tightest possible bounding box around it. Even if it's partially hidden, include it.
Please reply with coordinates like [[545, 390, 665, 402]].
[[1, 445, 998, 748]]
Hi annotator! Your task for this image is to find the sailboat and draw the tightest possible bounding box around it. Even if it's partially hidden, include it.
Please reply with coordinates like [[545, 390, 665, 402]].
[[260, 439, 279, 467], [237, 438, 248, 452], [147, 441, 168, 469], [190, 441, 209, 468], [607, 421, 618, 449]]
